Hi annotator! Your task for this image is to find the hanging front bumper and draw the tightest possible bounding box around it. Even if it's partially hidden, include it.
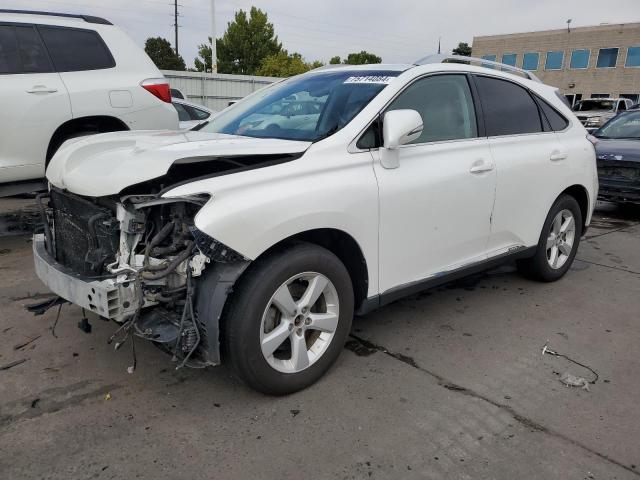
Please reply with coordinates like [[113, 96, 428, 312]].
[[32, 234, 139, 322]]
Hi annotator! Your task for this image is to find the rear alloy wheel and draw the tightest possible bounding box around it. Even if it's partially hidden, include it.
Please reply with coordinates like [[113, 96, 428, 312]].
[[222, 242, 354, 395], [545, 209, 576, 270], [517, 194, 582, 282]]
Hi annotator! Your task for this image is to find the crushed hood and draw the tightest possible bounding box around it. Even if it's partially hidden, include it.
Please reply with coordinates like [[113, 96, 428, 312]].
[[46, 130, 311, 197]]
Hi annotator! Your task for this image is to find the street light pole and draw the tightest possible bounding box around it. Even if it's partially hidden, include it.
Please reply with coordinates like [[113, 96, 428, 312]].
[[211, 0, 217, 73]]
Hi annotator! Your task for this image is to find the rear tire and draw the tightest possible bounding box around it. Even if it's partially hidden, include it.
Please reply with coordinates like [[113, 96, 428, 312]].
[[517, 194, 582, 282], [221, 242, 354, 395]]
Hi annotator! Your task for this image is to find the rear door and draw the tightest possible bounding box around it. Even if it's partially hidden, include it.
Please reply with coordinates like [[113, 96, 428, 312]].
[[475, 75, 567, 254], [36, 25, 118, 120], [0, 23, 71, 183]]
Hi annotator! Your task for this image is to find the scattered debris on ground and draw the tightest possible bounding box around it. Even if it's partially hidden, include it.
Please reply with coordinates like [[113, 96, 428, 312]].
[[559, 373, 591, 391]]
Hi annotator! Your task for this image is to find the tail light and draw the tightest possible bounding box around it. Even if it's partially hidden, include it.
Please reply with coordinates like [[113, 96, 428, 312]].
[[140, 78, 171, 103], [587, 133, 598, 146]]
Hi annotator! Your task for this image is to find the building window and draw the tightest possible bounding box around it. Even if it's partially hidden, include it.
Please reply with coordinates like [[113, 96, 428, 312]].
[[570, 49, 590, 69], [591, 93, 610, 98], [626, 46, 640, 67], [522, 52, 539, 70], [481, 54, 497, 68], [596, 48, 619, 68], [545, 51, 564, 70], [501, 53, 517, 66], [621, 93, 639, 103]]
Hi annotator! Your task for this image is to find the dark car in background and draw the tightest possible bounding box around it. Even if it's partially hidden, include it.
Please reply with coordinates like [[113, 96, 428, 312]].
[[592, 110, 640, 204]]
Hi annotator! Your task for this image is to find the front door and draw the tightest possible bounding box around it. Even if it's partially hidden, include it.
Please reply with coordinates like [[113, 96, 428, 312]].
[[373, 74, 496, 293]]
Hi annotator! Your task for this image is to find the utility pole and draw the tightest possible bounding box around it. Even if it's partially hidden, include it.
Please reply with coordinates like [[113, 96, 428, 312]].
[[173, 0, 179, 55], [211, 0, 217, 73]]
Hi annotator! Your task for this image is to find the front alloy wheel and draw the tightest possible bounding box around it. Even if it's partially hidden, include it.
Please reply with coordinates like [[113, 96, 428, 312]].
[[260, 272, 340, 373], [221, 242, 354, 395]]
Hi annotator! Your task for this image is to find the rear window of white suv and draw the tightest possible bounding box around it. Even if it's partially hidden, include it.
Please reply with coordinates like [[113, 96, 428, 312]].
[[38, 25, 115, 72]]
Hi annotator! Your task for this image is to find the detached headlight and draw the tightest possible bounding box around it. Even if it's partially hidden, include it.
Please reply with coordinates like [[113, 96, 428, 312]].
[[586, 116, 601, 126]]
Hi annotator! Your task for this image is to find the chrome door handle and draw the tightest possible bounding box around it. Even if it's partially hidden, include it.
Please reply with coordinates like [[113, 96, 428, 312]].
[[26, 86, 58, 94], [550, 151, 568, 161], [469, 159, 494, 174]]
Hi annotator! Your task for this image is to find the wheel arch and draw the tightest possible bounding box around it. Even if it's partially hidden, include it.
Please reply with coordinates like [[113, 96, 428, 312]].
[[46, 115, 129, 164], [560, 184, 590, 231], [254, 228, 370, 312]]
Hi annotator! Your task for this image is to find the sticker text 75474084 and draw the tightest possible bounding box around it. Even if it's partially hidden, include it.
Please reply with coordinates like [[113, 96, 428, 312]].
[[343, 76, 394, 85]]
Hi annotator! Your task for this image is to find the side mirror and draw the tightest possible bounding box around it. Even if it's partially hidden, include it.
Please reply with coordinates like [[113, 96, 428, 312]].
[[380, 110, 423, 169]]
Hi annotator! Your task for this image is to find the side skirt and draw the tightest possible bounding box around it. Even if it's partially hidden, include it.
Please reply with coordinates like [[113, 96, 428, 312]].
[[356, 246, 536, 316]]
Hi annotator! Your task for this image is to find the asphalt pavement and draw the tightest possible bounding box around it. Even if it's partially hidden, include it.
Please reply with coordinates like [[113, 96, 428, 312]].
[[1, 201, 639, 480]]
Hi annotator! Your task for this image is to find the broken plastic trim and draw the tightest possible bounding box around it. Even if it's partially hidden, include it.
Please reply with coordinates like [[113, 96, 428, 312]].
[[189, 227, 247, 263]]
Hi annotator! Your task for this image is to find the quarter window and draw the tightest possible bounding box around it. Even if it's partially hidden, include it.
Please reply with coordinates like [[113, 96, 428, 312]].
[[386, 74, 477, 144], [475, 76, 543, 136], [570, 49, 590, 69], [522, 52, 539, 71], [625, 46, 640, 67], [38, 26, 115, 72], [535, 96, 569, 131], [545, 51, 564, 70], [596, 48, 618, 68]]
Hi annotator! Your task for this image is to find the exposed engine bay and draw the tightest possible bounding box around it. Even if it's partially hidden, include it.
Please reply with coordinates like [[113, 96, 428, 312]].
[[37, 187, 249, 368]]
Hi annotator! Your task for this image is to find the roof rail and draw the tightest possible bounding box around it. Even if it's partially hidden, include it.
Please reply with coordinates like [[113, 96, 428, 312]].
[[0, 9, 112, 25], [414, 54, 541, 83]]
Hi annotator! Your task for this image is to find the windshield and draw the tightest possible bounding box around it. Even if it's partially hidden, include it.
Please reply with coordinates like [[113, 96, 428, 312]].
[[574, 99, 615, 112], [595, 111, 640, 139], [199, 70, 401, 142]]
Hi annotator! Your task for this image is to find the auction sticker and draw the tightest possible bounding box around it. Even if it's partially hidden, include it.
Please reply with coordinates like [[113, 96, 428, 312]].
[[344, 76, 394, 84]]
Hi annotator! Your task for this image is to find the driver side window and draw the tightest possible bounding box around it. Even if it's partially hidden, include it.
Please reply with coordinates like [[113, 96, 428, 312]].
[[386, 74, 478, 144]]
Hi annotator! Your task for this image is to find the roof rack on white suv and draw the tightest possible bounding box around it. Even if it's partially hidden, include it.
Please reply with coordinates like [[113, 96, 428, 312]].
[[0, 8, 112, 24], [414, 54, 542, 83]]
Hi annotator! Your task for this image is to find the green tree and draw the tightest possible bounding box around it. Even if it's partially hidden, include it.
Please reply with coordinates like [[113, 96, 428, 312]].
[[452, 42, 472, 56], [144, 37, 185, 71], [257, 51, 323, 77], [343, 51, 382, 65], [195, 7, 281, 74], [329, 56, 341, 64]]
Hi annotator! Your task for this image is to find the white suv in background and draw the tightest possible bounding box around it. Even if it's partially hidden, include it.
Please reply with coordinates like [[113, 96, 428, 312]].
[[0, 9, 178, 195], [34, 56, 597, 394]]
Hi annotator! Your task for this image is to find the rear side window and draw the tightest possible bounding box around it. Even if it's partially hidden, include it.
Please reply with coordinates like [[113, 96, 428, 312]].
[[0, 25, 53, 74], [38, 26, 115, 72], [536, 98, 569, 131], [0, 25, 20, 73], [185, 104, 211, 120], [475, 76, 542, 136]]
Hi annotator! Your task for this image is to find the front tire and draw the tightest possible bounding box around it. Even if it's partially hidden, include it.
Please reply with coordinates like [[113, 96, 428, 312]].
[[222, 242, 354, 395], [517, 194, 582, 282]]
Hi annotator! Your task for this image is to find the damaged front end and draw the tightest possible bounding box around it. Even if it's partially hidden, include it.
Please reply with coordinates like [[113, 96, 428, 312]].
[[33, 187, 249, 367]]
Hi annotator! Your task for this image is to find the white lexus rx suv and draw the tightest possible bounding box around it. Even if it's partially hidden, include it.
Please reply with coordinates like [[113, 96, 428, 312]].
[[0, 9, 178, 195], [33, 56, 598, 394]]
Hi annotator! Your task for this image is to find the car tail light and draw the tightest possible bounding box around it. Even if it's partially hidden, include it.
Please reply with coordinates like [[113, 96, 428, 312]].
[[587, 134, 598, 146], [140, 78, 171, 103]]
